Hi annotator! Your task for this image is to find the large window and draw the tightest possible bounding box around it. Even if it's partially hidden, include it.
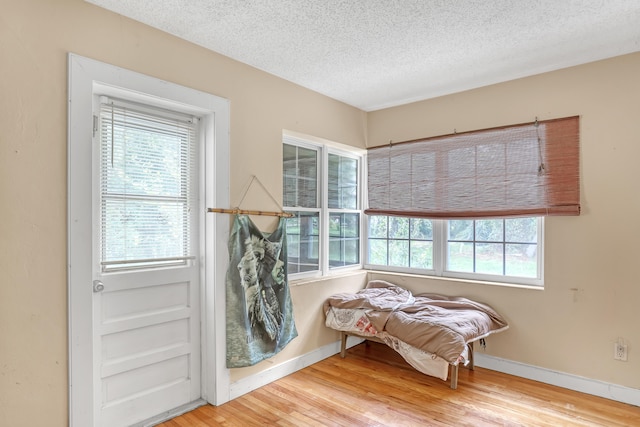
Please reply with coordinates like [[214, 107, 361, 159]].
[[364, 117, 578, 287], [283, 136, 362, 277], [366, 216, 543, 286]]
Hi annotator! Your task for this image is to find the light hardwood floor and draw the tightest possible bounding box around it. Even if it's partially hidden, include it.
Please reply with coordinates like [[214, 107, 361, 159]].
[[158, 342, 639, 426]]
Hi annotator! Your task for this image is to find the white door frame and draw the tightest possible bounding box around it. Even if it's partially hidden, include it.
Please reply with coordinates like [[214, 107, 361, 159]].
[[68, 53, 231, 427]]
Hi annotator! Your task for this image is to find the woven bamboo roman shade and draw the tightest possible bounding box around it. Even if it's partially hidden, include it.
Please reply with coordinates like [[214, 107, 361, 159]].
[[365, 116, 580, 219]]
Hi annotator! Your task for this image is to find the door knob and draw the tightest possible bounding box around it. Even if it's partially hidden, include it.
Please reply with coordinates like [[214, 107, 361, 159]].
[[93, 280, 104, 293]]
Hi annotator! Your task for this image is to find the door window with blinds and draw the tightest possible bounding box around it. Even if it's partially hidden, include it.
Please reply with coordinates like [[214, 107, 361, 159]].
[[99, 98, 197, 271]]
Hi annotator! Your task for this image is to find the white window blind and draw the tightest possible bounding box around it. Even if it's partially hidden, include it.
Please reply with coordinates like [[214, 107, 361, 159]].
[[99, 98, 197, 271]]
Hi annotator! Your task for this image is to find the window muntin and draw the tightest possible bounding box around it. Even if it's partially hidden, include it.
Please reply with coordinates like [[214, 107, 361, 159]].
[[99, 99, 197, 272], [283, 137, 362, 277], [366, 215, 542, 285]]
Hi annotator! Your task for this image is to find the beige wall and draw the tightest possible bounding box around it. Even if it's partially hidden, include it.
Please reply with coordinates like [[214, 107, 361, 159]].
[[368, 52, 640, 389], [0, 1, 366, 426], [1, 0, 638, 425]]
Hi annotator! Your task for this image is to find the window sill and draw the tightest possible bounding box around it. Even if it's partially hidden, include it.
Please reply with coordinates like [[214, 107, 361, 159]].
[[366, 268, 544, 291], [289, 269, 367, 288]]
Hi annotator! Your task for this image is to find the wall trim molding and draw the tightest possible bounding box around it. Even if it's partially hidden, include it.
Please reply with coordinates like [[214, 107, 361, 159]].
[[229, 336, 363, 400], [474, 353, 639, 407], [230, 339, 639, 408]]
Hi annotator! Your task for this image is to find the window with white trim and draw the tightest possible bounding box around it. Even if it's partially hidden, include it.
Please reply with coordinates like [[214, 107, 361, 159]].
[[364, 117, 580, 287], [366, 216, 543, 286], [283, 135, 362, 277]]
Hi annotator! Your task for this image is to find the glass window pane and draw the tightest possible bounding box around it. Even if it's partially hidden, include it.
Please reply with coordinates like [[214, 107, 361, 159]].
[[103, 200, 185, 262], [505, 217, 538, 243], [299, 177, 318, 207], [368, 239, 388, 265], [344, 239, 359, 264], [389, 240, 409, 267], [298, 146, 318, 207], [448, 241, 473, 272], [475, 243, 504, 275], [285, 211, 319, 274], [329, 213, 360, 268], [298, 147, 318, 180], [328, 154, 339, 208], [343, 213, 359, 237], [341, 157, 358, 210], [283, 143, 297, 167], [410, 218, 432, 239], [410, 241, 432, 269], [283, 144, 299, 207], [283, 144, 318, 209], [328, 154, 358, 209], [389, 217, 409, 239], [329, 213, 360, 238], [286, 233, 300, 258], [368, 216, 388, 238], [329, 239, 342, 265], [330, 238, 360, 267], [283, 176, 297, 207], [449, 220, 473, 241], [475, 219, 504, 242], [506, 243, 538, 277], [105, 119, 187, 198], [329, 213, 341, 238]]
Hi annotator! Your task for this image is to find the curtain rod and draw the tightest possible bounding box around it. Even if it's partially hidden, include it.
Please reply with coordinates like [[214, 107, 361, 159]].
[[368, 115, 579, 151], [207, 208, 294, 218]]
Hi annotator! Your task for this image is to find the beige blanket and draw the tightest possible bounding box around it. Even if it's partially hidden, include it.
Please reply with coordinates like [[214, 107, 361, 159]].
[[324, 280, 509, 363]]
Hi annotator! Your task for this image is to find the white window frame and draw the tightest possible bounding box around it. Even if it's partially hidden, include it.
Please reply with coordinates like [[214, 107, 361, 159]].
[[283, 132, 364, 280], [365, 216, 545, 287]]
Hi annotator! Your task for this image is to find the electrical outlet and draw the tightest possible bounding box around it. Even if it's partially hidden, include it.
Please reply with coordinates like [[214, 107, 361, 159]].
[[614, 342, 628, 361]]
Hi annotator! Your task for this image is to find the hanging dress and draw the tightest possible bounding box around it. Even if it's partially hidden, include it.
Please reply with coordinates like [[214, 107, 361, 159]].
[[225, 214, 298, 367]]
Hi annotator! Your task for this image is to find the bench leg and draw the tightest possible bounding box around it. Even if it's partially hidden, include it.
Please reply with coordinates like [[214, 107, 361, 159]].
[[450, 364, 458, 389], [340, 332, 348, 358]]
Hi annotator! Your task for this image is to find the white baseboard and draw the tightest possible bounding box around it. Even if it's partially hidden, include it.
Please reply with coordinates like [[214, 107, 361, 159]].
[[229, 336, 363, 400], [474, 353, 639, 407], [230, 339, 639, 408], [136, 399, 207, 427]]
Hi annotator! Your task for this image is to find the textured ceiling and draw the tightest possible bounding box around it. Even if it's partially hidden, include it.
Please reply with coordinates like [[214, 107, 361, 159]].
[[86, 0, 640, 111]]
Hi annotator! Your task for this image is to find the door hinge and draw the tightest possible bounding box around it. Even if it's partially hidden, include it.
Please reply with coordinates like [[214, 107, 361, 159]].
[[93, 115, 98, 137]]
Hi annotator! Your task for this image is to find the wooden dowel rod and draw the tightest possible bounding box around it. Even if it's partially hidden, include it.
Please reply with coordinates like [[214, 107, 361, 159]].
[[207, 208, 294, 218]]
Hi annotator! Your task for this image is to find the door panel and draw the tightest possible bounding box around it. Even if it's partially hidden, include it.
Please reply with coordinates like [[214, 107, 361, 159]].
[[94, 242, 200, 427]]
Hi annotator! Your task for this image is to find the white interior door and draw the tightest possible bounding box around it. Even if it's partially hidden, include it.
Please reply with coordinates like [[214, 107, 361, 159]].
[[68, 54, 231, 427], [92, 98, 201, 426]]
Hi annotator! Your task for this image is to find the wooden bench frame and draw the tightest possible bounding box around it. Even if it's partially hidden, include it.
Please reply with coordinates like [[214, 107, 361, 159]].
[[339, 331, 475, 389]]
